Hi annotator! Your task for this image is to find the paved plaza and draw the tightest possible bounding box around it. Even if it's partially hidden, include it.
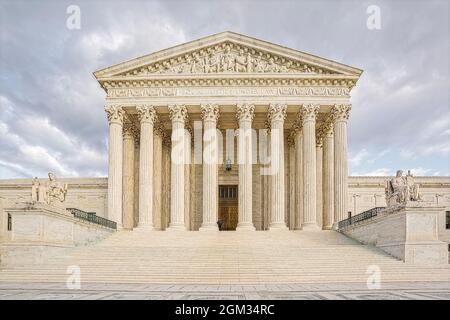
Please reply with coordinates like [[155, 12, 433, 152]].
[[0, 281, 449, 300]]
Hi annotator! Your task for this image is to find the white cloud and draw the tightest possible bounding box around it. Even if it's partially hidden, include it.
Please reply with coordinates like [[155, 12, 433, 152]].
[[349, 148, 370, 166], [352, 168, 393, 176]]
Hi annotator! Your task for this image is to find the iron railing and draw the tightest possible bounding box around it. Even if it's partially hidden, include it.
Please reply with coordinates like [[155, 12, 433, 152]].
[[67, 208, 117, 230], [338, 207, 385, 230]]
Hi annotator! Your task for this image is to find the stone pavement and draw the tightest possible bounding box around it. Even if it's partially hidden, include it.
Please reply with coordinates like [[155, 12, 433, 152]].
[[0, 281, 449, 300]]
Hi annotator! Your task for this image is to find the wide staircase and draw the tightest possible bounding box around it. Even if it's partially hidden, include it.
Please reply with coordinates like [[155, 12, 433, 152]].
[[0, 230, 449, 284]]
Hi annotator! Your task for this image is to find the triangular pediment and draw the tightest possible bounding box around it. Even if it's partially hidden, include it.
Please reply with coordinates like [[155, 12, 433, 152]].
[[94, 31, 362, 79]]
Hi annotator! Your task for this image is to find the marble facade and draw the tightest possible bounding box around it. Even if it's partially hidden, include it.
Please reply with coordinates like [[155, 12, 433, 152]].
[[95, 31, 363, 232]]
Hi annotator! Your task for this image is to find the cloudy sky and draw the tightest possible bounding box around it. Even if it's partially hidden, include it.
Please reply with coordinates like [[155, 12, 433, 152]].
[[0, 0, 449, 178]]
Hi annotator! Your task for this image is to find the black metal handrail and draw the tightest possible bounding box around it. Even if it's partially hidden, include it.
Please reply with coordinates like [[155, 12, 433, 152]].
[[67, 208, 117, 230], [338, 207, 385, 230]]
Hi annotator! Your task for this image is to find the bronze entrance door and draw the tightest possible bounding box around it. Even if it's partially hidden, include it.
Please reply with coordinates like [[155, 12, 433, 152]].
[[218, 185, 238, 231]]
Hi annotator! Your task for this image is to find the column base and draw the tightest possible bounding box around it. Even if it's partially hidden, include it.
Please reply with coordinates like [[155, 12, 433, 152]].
[[322, 225, 333, 230], [166, 223, 188, 231], [268, 222, 289, 230], [133, 225, 155, 232], [302, 222, 321, 231], [199, 223, 219, 231], [236, 222, 256, 231]]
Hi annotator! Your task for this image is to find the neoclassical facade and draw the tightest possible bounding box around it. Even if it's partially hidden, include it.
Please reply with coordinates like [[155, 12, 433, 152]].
[[94, 31, 363, 231]]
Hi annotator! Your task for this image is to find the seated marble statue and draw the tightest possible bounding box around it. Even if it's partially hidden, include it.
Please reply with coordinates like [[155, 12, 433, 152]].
[[385, 170, 421, 207], [31, 172, 68, 205]]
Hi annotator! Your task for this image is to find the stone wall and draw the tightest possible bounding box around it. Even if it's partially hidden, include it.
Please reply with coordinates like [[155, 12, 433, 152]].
[[0, 175, 449, 237], [0, 178, 107, 242], [340, 204, 448, 264], [0, 202, 114, 266]]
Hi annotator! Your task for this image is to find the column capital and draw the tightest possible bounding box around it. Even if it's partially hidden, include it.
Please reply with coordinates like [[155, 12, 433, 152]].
[[268, 103, 287, 123], [105, 104, 124, 125], [168, 104, 188, 123], [154, 122, 166, 138], [322, 117, 334, 138], [301, 104, 320, 123], [201, 104, 220, 122], [287, 134, 295, 148], [236, 103, 255, 122], [316, 136, 323, 148], [123, 122, 138, 139], [332, 104, 352, 123], [136, 105, 157, 124]]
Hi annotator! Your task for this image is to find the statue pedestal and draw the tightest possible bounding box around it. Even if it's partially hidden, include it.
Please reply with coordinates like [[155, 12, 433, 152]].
[[341, 203, 448, 265], [0, 202, 113, 267], [377, 204, 448, 265]]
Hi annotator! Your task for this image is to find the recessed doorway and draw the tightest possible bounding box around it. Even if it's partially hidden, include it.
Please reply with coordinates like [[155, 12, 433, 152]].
[[218, 185, 238, 231]]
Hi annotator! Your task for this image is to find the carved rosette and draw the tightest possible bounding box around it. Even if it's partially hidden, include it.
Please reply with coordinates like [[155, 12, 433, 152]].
[[236, 103, 255, 122], [201, 104, 220, 122], [332, 104, 351, 122], [268, 103, 287, 123], [136, 105, 157, 124], [168, 104, 188, 123], [300, 104, 320, 123], [105, 105, 124, 125]]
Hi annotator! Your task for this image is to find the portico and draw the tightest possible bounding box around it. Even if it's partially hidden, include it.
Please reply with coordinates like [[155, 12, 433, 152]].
[[96, 31, 362, 231]]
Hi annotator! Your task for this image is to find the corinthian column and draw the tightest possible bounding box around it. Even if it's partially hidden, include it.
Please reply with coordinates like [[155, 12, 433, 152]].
[[153, 124, 164, 229], [294, 123, 303, 230], [333, 104, 351, 223], [301, 104, 320, 230], [316, 136, 323, 228], [236, 103, 255, 231], [136, 105, 157, 231], [322, 121, 334, 229], [288, 135, 296, 230], [122, 122, 136, 230], [105, 105, 124, 228], [200, 104, 220, 231], [268, 103, 288, 230], [168, 104, 188, 230]]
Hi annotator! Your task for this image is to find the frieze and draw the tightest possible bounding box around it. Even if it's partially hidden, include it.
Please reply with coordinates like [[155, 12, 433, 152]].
[[107, 86, 350, 98], [117, 42, 336, 76]]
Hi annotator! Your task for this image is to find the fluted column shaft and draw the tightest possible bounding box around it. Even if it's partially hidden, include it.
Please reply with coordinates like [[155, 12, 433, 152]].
[[200, 104, 220, 231], [301, 104, 320, 229], [333, 104, 351, 223], [122, 125, 135, 230], [268, 104, 288, 229], [295, 130, 303, 230], [288, 138, 296, 230], [105, 105, 124, 228], [184, 129, 191, 229], [236, 104, 255, 230], [322, 123, 334, 229], [136, 106, 157, 230], [316, 138, 323, 227], [168, 105, 188, 230], [153, 125, 163, 229]]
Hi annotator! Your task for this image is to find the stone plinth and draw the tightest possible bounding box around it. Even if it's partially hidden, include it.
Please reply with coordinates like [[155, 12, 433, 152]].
[[341, 203, 448, 265], [0, 202, 113, 266]]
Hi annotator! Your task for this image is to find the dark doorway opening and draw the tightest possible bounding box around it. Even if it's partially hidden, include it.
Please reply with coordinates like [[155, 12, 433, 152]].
[[218, 185, 238, 231]]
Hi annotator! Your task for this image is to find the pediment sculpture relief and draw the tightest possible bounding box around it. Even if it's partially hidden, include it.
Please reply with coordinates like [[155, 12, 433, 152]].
[[31, 172, 68, 205], [385, 170, 422, 207], [120, 43, 335, 76]]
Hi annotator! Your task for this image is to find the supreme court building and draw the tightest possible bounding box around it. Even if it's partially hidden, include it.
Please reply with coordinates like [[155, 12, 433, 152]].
[[95, 31, 362, 232]]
